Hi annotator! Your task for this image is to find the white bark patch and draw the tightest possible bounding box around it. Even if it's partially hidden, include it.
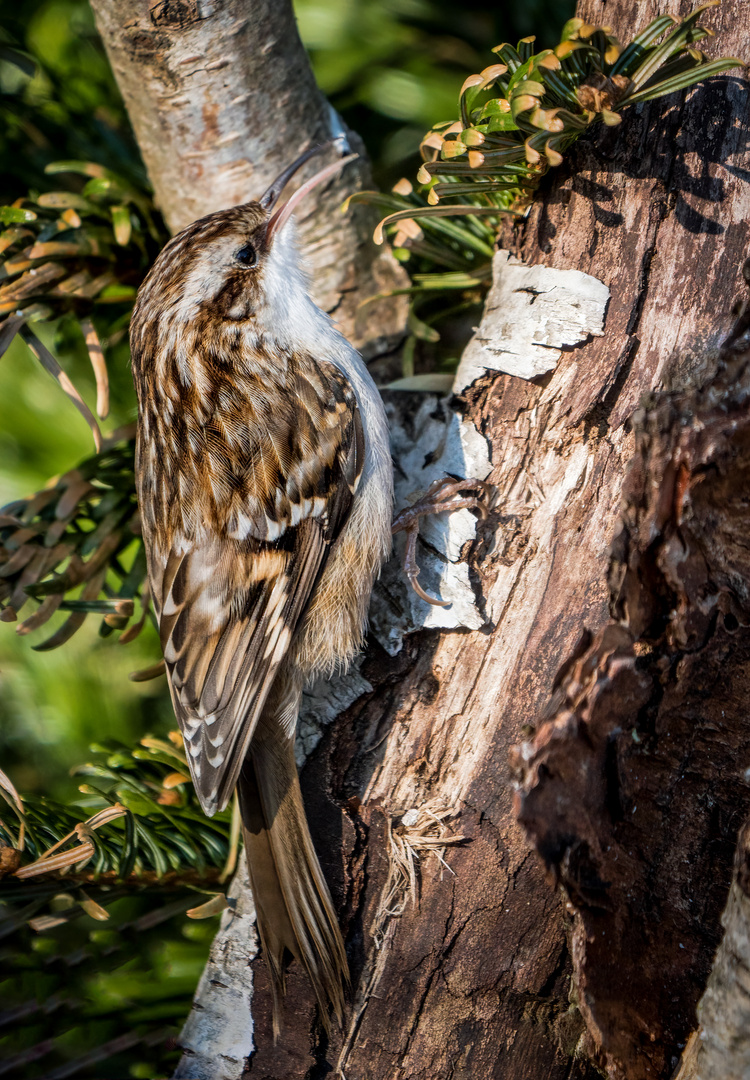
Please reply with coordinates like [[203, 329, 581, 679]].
[[285, 392, 492, 763], [368, 393, 493, 655], [455, 249, 610, 390], [173, 861, 258, 1079], [289, 395, 492, 756]]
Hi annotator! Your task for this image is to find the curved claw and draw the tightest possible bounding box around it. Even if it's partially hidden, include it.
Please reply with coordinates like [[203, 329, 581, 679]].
[[395, 474, 495, 608], [408, 569, 451, 607], [402, 518, 451, 607]]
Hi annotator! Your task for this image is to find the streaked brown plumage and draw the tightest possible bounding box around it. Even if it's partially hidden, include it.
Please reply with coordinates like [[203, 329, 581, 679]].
[[130, 146, 394, 1028]]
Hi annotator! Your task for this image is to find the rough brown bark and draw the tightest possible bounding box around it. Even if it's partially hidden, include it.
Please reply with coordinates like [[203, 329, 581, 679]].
[[88, 0, 408, 356], [514, 326, 750, 1079], [238, 3, 750, 1077], [88, 0, 750, 1075]]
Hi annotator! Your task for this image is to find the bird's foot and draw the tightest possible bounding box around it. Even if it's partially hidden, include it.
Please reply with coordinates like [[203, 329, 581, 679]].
[[392, 477, 493, 606]]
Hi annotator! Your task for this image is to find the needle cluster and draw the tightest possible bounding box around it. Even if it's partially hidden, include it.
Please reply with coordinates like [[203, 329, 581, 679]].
[[355, 3, 743, 261]]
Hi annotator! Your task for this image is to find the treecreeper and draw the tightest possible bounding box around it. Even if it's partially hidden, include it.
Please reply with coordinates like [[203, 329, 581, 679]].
[[130, 140, 488, 1032], [129, 142, 394, 1030]]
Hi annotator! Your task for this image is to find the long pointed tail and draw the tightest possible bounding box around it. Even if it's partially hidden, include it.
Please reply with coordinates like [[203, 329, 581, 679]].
[[237, 714, 348, 1031]]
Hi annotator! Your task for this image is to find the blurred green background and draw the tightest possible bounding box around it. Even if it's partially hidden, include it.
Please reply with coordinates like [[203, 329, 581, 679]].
[[0, 2, 572, 1077]]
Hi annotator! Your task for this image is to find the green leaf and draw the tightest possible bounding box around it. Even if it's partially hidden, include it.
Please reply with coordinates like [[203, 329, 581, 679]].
[[627, 8, 716, 91], [0, 206, 37, 224], [36, 192, 100, 215], [492, 42, 523, 73], [132, 818, 170, 877], [622, 55, 744, 103], [82, 176, 119, 200], [378, 205, 502, 253], [408, 308, 440, 343], [506, 56, 534, 97], [344, 190, 418, 215], [518, 36, 537, 63], [512, 79, 545, 99], [432, 181, 521, 199], [45, 160, 111, 179], [97, 282, 137, 301], [485, 112, 524, 134], [560, 18, 584, 42], [540, 69, 583, 108], [116, 789, 161, 816], [132, 747, 188, 770], [412, 268, 490, 287], [609, 16, 679, 77], [0, 45, 36, 77], [111, 205, 132, 246], [419, 157, 525, 178], [478, 97, 512, 118]]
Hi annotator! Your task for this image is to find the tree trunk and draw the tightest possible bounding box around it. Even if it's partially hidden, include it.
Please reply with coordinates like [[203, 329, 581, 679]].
[[88, 0, 408, 357], [674, 816, 750, 1080], [514, 311, 750, 1080], [279, 3, 745, 1076], [92, 1, 750, 1076]]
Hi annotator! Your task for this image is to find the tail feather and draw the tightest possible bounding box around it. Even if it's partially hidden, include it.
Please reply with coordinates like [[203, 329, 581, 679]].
[[237, 716, 348, 1032]]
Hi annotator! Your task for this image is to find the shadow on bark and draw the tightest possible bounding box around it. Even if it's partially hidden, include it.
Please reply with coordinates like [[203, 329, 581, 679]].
[[513, 299, 750, 1080], [534, 75, 750, 253]]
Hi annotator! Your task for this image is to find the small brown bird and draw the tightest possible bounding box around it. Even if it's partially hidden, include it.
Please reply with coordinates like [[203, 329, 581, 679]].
[[130, 143, 393, 1026]]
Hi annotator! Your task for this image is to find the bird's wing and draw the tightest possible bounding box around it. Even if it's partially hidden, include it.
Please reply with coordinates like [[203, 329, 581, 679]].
[[146, 358, 364, 815]]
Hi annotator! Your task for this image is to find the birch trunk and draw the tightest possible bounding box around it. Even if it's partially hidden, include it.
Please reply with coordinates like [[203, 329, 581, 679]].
[[91, 1, 750, 1077], [674, 817, 750, 1080], [88, 0, 408, 357]]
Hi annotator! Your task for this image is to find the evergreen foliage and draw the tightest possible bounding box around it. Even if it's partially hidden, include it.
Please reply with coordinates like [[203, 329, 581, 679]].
[[348, 4, 743, 376]]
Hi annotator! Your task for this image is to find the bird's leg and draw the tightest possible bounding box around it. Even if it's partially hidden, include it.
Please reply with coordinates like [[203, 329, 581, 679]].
[[392, 477, 492, 606]]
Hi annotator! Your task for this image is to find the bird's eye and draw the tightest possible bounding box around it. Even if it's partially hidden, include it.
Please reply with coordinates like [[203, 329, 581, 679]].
[[235, 243, 257, 267]]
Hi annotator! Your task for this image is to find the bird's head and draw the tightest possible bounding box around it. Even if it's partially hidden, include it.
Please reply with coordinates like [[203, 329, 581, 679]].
[[132, 143, 357, 340]]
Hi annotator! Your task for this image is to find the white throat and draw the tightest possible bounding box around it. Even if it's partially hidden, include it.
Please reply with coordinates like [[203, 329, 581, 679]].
[[256, 224, 339, 356]]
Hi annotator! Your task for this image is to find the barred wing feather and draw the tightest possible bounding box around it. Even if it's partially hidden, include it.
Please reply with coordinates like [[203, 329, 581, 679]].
[[143, 359, 364, 815]]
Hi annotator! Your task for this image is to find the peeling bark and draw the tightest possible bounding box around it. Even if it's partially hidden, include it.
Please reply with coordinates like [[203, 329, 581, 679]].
[[88, 0, 408, 354], [173, 859, 257, 1080]]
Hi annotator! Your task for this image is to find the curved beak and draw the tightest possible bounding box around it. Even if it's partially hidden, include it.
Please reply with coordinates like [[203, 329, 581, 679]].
[[260, 142, 358, 242]]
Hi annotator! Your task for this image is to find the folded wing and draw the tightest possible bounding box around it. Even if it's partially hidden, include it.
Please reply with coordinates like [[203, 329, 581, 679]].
[[142, 356, 364, 815]]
